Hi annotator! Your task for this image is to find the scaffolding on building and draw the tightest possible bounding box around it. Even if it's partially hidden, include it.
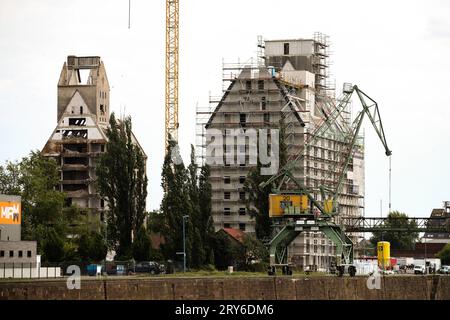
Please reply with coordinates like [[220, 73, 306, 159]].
[[195, 33, 365, 244]]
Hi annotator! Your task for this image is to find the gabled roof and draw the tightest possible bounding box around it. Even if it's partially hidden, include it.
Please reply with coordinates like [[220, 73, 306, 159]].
[[222, 228, 247, 244], [205, 66, 305, 129], [205, 79, 236, 129], [63, 89, 94, 115]]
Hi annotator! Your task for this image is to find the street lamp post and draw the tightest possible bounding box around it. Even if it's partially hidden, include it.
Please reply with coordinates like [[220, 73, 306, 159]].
[[182, 215, 189, 273], [424, 238, 427, 275]]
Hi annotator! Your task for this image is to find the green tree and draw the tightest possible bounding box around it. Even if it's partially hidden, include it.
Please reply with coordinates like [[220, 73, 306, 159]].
[[437, 243, 450, 265], [132, 226, 152, 261], [212, 231, 267, 271], [42, 228, 65, 262], [0, 152, 94, 262], [160, 139, 193, 266], [242, 234, 269, 266], [96, 113, 148, 259], [0, 160, 21, 195], [77, 231, 107, 263], [187, 145, 206, 268], [370, 211, 419, 250], [212, 231, 245, 270], [198, 164, 215, 265]]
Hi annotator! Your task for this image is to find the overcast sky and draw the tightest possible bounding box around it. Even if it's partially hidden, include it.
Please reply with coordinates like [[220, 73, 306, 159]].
[[1, 0, 449, 217]]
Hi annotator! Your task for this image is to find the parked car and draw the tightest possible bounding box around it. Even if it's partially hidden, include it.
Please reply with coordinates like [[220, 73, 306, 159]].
[[438, 265, 449, 275], [133, 261, 163, 275], [414, 265, 426, 274], [382, 269, 395, 275]]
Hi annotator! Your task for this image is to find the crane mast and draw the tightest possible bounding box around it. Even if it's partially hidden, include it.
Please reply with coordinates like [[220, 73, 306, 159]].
[[165, 0, 179, 152]]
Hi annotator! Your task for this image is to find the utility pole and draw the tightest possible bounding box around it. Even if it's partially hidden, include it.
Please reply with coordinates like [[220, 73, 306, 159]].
[[380, 199, 383, 242], [182, 215, 189, 272], [389, 156, 392, 214], [424, 238, 427, 275]]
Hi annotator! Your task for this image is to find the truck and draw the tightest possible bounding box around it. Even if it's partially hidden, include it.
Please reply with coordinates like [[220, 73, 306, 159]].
[[413, 265, 426, 275]]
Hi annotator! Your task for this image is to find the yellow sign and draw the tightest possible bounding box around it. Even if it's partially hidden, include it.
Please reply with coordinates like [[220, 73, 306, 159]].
[[0, 201, 21, 225], [269, 194, 308, 217]]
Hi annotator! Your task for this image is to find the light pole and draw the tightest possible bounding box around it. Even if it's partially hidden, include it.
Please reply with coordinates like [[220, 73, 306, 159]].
[[424, 238, 427, 275], [182, 215, 189, 273]]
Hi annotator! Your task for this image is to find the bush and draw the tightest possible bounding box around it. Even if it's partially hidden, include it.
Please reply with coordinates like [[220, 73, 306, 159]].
[[132, 227, 152, 261], [245, 262, 268, 273], [438, 243, 450, 265], [200, 264, 217, 272], [77, 231, 107, 263], [42, 228, 65, 262]]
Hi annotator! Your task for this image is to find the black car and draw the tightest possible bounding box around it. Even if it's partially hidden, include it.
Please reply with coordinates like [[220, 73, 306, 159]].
[[133, 261, 163, 274]]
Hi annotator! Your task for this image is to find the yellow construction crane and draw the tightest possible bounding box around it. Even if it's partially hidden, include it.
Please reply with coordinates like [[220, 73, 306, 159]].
[[165, 0, 179, 152]]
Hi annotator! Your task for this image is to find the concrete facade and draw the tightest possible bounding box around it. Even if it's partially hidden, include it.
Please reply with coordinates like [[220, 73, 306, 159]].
[[0, 195, 37, 267], [0, 195, 21, 241], [0, 241, 37, 266], [42, 56, 146, 224], [200, 36, 364, 270]]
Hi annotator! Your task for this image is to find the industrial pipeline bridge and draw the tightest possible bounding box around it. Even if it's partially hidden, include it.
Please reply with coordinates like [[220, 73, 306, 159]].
[[340, 216, 450, 233]]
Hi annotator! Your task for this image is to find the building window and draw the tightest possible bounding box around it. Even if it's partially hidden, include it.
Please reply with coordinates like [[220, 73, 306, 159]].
[[9, 251, 13, 258], [69, 118, 86, 126], [224, 223, 231, 228], [27, 251, 32, 258], [245, 80, 252, 91], [239, 192, 246, 201], [224, 192, 231, 200], [239, 207, 246, 215], [18, 251, 23, 258], [264, 113, 270, 123], [80, 106, 83, 114], [224, 208, 231, 215], [240, 113, 246, 125], [314, 245, 317, 253], [261, 96, 266, 110], [239, 176, 246, 184], [239, 162, 246, 167], [0, 250, 4, 257], [224, 176, 231, 184], [258, 80, 264, 90], [283, 43, 290, 55], [239, 223, 246, 231]]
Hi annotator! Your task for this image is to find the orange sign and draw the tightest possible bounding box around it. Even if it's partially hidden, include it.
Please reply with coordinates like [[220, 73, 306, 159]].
[[0, 201, 21, 225]]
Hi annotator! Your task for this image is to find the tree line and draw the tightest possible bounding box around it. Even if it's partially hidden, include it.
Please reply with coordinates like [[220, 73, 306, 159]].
[[1, 113, 436, 269]]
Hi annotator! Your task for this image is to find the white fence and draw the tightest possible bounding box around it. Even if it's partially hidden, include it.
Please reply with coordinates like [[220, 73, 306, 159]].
[[0, 264, 62, 279]]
